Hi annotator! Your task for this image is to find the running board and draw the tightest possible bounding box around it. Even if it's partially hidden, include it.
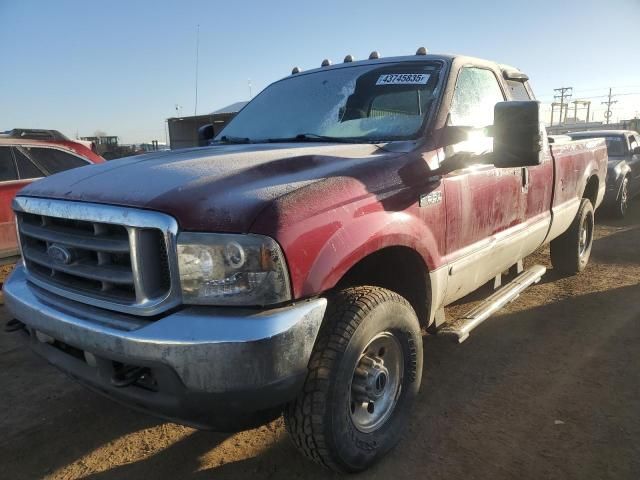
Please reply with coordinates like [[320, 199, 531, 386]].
[[439, 264, 546, 343]]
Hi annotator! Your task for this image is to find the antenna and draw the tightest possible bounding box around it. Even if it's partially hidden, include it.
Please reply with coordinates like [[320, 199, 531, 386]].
[[194, 24, 200, 116]]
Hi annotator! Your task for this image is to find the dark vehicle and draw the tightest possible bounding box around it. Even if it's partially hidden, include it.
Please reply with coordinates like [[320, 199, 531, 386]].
[[568, 130, 640, 217], [5, 50, 607, 472]]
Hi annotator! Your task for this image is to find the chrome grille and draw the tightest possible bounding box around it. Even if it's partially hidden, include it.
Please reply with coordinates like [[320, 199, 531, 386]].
[[14, 197, 180, 316]]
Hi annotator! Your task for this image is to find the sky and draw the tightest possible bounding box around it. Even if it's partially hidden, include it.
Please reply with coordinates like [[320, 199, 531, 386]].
[[1, 0, 639, 144]]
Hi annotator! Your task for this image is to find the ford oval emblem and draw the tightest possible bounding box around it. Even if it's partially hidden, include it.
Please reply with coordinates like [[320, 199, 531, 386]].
[[47, 244, 73, 265]]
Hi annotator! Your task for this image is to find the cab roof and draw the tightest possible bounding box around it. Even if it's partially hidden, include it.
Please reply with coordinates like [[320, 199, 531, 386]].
[[289, 52, 527, 79]]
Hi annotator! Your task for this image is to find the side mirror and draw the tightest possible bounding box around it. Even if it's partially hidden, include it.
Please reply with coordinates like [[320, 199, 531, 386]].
[[198, 124, 215, 146], [493, 101, 542, 167], [633, 146, 640, 155]]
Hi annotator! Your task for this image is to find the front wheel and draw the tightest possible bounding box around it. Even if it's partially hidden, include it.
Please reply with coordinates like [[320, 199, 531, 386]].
[[284, 286, 423, 473], [550, 198, 594, 275], [613, 177, 629, 219]]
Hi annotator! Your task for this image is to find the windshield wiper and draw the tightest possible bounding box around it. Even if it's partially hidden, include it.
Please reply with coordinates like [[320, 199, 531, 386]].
[[266, 133, 363, 144], [215, 135, 252, 144]]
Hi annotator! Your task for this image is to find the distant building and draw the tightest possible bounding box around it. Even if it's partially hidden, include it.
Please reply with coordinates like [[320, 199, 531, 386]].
[[167, 101, 248, 149]]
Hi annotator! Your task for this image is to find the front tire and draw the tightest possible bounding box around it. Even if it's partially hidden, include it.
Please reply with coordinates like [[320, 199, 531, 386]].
[[613, 177, 629, 219], [550, 198, 594, 274], [284, 286, 423, 473]]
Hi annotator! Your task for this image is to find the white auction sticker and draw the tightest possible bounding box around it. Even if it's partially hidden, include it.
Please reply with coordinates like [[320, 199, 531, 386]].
[[375, 73, 430, 85]]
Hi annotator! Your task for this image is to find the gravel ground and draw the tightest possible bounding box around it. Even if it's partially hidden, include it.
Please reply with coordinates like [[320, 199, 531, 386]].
[[1, 199, 638, 480]]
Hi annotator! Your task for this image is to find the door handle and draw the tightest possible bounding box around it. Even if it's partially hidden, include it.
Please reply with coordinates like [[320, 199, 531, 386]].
[[521, 167, 530, 192]]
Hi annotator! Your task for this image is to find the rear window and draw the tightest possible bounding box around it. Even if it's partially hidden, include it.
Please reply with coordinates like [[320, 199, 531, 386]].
[[20, 147, 89, 174], [0, 147, 18, 181]]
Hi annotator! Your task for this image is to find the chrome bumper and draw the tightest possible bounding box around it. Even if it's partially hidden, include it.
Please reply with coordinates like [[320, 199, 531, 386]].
[[4, 265, 326, 429]]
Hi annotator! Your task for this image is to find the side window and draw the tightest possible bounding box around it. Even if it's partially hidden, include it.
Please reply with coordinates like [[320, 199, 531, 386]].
[[21, 147, 89, 174], [629, 135, 639, 151], [0, 147, 18, 182], [13, 148, 45, 179], [450, 67, 505, 127], [506, 80, 531, 101]]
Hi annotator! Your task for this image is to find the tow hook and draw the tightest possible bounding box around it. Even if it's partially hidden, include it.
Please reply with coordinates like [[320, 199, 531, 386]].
[[4, 318, 25, 333], [111, 366, 149, 388]]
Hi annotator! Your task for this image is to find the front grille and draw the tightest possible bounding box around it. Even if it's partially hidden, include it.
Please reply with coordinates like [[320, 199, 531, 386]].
[[14, 197, 179, 316]]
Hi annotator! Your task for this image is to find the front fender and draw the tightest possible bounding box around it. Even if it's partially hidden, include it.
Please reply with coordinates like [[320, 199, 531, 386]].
[[608, 161, 631, 202], [301, 210, 442, 296]]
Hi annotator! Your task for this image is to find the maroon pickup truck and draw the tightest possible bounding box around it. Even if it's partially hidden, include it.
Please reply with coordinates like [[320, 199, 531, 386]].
[[4, 50, 607, 472]]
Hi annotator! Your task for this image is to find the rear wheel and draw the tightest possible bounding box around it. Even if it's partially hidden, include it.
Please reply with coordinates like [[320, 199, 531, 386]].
[[284, 286, 423, 473], [613, 177, 629, 219], [550, 198, 594, 275]]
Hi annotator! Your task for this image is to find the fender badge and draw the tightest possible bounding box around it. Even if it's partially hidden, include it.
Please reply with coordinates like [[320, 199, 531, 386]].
[[419, 191, 442, 207]]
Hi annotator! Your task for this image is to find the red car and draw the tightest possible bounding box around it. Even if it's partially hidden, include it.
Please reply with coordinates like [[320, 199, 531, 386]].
[[0, 134, 104, 260]]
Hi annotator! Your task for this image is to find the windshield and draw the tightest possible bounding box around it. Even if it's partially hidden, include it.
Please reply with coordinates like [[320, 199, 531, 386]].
[[572, 135, 626, 156], [603, 137, 626, 156], [216, 62, 443, 143]]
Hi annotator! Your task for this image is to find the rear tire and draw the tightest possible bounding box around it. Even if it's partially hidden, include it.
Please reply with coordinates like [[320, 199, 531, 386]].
[[550, 198, 594, 275], [284, 286, 423, 473]]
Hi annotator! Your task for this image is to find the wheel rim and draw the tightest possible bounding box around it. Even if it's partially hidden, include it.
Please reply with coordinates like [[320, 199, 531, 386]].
[[578, 212, 593, 258], [349, 332, 404, 433], [620, 179, 628, 215]]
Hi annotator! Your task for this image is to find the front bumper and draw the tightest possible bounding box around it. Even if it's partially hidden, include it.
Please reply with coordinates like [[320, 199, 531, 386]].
[[4, 265, 327, 430]]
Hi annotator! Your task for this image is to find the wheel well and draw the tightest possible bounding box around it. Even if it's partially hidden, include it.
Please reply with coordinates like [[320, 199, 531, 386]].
[[335, 247, 430, 326], [583, 175, 599, 206]]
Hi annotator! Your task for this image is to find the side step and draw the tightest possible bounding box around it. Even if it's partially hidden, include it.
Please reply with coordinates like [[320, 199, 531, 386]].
[[439, 264, 546, 343]]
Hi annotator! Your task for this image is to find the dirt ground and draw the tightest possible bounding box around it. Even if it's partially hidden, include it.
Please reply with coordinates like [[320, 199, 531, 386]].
[[1, 200, 639, 480]]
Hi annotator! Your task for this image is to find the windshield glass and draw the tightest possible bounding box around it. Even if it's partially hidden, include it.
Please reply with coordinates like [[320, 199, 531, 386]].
[[217, 62, 443, 143], [603, 137, 626, 156], [572, 135, 626, 156]]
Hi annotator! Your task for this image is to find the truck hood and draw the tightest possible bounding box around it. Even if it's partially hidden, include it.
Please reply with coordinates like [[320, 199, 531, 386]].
[[19, 143, 402, 232]]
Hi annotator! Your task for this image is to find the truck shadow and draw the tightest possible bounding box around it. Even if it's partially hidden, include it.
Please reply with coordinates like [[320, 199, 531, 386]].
[[79, 280, 640, 479], [0, 326, 231, 479]]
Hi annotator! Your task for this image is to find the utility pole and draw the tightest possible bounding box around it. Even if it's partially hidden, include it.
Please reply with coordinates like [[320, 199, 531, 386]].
[[601, 88, 618, 124], [248, 79, 252, 99], [552, 87, 573, 125], [194, 24, 200, 116]]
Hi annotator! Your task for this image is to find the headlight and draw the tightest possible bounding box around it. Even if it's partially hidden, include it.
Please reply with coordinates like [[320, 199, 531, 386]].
[[177, 233, 292, 306]]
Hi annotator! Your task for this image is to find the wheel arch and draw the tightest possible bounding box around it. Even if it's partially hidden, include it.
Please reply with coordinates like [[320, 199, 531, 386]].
[[333, 245, 433, 327], [582, 173, 600, 207]]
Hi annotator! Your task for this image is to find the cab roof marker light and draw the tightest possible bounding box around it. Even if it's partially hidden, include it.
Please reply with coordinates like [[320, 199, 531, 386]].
[[291, 66, 301, 74], [368, 51, 380, 60], [321, 59, 332, 67], [343, 54, 355, 63], [416, 46, 428, 55]]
